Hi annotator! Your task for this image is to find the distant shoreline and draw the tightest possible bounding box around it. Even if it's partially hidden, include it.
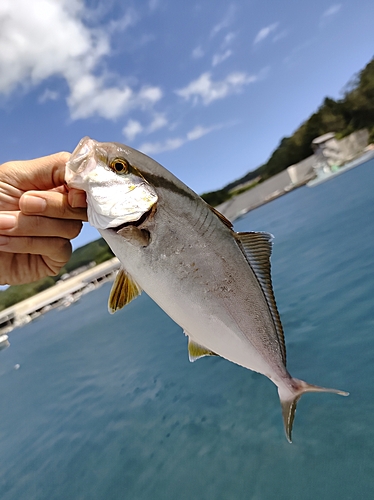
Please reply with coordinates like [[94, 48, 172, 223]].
[[0, 258, 120, 335]]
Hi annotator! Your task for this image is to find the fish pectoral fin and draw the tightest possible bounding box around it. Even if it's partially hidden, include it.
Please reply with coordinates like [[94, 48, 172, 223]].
[[187, 336, 218, 362], [117, 225, 150, 247], [108, 267, 142, 313], [235, 231, 287, 366]]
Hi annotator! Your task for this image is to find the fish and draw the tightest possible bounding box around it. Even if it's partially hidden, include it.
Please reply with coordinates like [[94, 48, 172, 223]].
[[65, 136, 348, 442]]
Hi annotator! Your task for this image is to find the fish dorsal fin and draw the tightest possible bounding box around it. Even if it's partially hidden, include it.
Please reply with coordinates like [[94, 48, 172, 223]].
[[186, 336, 218, 362], [235, 232, 287, 365], [108, 268, 142, 314], [208, 205, 233, 230]]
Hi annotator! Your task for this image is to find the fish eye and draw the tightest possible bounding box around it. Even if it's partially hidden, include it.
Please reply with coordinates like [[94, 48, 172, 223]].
[[110, 158, 129, 174]]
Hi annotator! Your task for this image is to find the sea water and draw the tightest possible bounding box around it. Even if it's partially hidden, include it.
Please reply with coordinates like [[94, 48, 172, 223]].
[[0, 160, 373, 500]]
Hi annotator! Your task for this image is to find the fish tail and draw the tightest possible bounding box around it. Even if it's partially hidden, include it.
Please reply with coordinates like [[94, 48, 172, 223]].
[[278, 378, 349, 443]]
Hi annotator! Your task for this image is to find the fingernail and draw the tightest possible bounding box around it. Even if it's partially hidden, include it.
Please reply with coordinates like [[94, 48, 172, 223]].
[[0, 235, 10, 245], [21, 195, 47, 213], [0, 214, 17, 230]]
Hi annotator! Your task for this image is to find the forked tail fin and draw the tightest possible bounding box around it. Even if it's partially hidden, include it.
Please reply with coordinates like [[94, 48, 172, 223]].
[[278, 378, 349, 443]]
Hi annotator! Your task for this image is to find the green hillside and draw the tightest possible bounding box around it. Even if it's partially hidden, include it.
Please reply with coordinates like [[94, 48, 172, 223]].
[[202, 56, 374, 206]]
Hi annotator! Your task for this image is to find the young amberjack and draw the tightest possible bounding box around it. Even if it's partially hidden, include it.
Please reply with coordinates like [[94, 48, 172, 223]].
[[66, 137, 348, 442]]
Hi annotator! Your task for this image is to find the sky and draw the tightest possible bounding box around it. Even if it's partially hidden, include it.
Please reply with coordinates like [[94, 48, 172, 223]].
[[0, 0, 373, 248]]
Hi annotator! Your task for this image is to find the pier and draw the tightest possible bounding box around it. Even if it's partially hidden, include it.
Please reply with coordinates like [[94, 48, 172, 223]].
[[0, 257, 120, 334]]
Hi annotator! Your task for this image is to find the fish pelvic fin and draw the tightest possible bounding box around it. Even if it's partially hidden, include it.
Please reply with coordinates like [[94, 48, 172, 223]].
[[108, 268, 142, 313], [278, 378, 349, 443], [187, 336, 218, 362]]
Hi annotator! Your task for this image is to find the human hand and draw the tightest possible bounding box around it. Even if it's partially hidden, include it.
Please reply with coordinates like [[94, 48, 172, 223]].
[[0, 152, 87, 285]]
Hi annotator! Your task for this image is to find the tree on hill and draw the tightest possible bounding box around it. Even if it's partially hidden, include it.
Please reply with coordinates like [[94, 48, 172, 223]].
[[202, 56, 374, 205]]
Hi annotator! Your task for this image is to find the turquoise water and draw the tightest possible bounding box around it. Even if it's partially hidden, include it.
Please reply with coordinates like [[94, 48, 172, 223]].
[[1, 160, 374, 499]]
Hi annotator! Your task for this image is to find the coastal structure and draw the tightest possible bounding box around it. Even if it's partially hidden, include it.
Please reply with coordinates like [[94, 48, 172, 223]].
[[217, 129, 370, 221], [312, 132, 344, 171], [217, 158, 315, 221], [0, 258, 120, 334], [311, 129, 370, 174]]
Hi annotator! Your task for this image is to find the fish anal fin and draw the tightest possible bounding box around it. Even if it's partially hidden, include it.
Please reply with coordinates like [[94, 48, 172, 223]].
[[235, 231, 287, 365], [108, 267, 142, 314], [279, 378, 349, 443], [187, 336, 218, 363], [208, 205, 233, 230]]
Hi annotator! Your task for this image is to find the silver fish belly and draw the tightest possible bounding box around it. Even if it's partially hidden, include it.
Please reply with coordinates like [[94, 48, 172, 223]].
[[66, 136, 348, 442]]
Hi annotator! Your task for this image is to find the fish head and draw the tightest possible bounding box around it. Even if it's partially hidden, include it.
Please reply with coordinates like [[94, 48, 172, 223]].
[[65, 137, 158, 230]]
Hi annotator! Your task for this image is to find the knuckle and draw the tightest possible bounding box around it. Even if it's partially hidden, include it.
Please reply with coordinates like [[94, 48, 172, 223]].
[[24, 235, 37, 251], [55, 201, 70, 219], [45, 237, 72, 263], [66, 221, 83, 239], [55, 236, 70, 252], [54, 151, 71, 165], [32, 215, 44, 231], [47, 266, 60, 277], [58, 238, 72, 259]]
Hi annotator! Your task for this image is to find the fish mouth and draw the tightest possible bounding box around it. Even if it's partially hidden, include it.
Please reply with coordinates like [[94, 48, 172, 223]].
[[66, 136, 108, 182], [67, 137, 94, 173], [65, 137, 98, 190]]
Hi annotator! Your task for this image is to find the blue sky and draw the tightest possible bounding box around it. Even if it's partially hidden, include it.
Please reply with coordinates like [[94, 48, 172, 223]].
[[0, 0, 373, 248]]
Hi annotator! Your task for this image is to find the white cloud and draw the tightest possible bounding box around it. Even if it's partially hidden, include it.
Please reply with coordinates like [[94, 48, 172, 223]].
[[0, 0, 106, 93], [222, 32, 236, 48], [148, 113, 168, 132], [253, 22, 279, 45], [195, 30, 236, 67], [0, 0, 162, 120], [212, 49, 232, 67], [68, 76, 132, 120], [140, 137, 184, 155], [138, 86, 163, 104], [123, 119, 144, 141], [175, 70, 263, 106], [211, 30, 236, 67], [122, 113, 168, 141], [109, 9, 138, 33], [192, 46, 205, 59], [284, 38, 315, 65], [186, 125, 215, 141], [139, 123, 220, 155], [321, 4, 341, 18], [210, 5, 236, 38], [38, 89, 59, 103]]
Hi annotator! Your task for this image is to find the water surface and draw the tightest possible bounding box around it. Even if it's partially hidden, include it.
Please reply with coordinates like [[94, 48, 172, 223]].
[[1, 160, 374, 499]]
